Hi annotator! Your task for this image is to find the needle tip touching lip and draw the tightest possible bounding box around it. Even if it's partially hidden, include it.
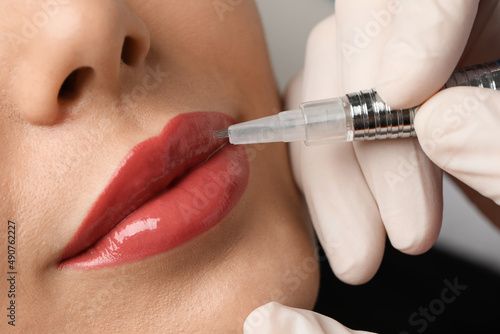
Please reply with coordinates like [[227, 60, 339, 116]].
[[213, 129, 229, 139]]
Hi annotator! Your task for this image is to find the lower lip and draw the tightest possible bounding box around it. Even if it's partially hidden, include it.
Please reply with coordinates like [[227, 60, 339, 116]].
[[61, 114, 249, 270]]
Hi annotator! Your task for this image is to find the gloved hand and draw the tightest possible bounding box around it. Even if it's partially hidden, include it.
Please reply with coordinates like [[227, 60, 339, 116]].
[[243, 302, 374, 334], [288, 0, 500, 284]]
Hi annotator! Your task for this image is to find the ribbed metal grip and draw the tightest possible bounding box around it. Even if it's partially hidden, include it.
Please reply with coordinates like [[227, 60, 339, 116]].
[[445, 60, 500, 89], [347, 59, 500, 141], [346, 89, 416, 140]]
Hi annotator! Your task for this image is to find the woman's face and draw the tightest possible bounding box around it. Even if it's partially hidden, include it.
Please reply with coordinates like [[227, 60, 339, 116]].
[[0, 1, 319, 332]]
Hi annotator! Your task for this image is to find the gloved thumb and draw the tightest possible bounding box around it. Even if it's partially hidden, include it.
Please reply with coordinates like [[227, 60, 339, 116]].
[[415, 87, 500, 205], [243, 302, 375, 334]]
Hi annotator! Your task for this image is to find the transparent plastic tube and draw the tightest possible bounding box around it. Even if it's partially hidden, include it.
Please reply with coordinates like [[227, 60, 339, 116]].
[[218, 59, 500, 145]]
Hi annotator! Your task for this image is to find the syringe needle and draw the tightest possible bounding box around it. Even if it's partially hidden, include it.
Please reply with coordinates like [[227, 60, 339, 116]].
[[213, 129, 229, 139]]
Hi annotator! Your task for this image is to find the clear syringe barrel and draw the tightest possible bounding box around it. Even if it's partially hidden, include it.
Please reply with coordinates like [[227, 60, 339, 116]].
[[328, 59, 500, 143]]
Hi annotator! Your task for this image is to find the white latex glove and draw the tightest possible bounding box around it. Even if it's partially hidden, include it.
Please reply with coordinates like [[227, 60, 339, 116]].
[[415, 86, 500, 215], [288, 0, 500, 284], [243, 302, 375, 334]]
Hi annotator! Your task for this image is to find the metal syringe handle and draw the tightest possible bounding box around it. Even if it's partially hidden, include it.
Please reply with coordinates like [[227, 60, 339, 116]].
[[344, 60, 500, 141]]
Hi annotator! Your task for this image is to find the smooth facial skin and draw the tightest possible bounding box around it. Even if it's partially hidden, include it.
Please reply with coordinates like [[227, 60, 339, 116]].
[[0, 1, 319, 333]]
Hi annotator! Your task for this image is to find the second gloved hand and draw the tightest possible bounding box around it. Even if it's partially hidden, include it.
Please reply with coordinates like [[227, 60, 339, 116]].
[[244, 302, 374, 334]]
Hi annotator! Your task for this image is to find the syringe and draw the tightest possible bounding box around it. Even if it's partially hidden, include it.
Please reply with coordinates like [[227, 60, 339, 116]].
[[214, 60, 500, 145]]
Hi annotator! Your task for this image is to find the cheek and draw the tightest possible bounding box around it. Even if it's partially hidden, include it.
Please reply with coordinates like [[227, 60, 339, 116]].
[[180, 229, 320, 333], [242, 144, 321, 309], [255, 238, 320, 310]]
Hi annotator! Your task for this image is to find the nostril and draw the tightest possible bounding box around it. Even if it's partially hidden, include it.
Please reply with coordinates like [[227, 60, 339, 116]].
[[58, 67, 93, 101], [121, 36, 141, 66]]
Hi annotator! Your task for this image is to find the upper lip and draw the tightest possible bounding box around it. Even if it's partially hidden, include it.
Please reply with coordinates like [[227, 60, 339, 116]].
[[59, 112, 235, 263]]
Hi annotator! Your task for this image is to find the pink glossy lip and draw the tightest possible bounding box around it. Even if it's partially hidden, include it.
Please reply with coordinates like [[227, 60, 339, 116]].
[[59, 112, 249, 270]]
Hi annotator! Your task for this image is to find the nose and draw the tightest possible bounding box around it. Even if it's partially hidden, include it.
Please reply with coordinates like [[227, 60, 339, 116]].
[[13, 0, 151, 125]]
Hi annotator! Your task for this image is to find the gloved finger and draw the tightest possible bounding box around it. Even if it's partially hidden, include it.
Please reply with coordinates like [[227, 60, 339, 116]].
[[415, 87, 500, 205], [376, 0, 480, 108], [353, 139, 443, 254], [289, 15, 385, 284], [336, 0, 395, 92], [292, 143, 386, 284], [336, 0, 443, 254], [244, 302, 375, 334]]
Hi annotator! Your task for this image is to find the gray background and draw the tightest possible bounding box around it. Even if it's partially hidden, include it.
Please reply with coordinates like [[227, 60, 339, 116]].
[[255, 0, 500, 272]]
